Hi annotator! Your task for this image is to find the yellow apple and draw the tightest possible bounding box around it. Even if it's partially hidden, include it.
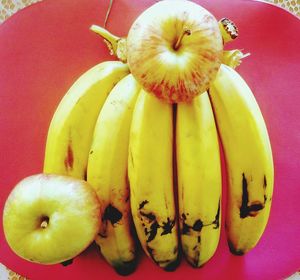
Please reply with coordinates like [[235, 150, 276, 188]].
[[3, 174, 101, 264], [127, 0, 223, 103]]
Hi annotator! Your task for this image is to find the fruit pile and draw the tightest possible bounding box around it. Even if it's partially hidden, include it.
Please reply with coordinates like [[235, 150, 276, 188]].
[[2, 0, 274, 276]]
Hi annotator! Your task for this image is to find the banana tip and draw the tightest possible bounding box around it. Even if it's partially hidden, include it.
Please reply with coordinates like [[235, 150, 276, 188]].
[[114, 259, 137, 276], [227, 239, 245, 256], [163, 257, 180, 272]]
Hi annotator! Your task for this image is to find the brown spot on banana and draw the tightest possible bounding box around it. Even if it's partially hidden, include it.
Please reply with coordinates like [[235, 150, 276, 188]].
[[193, 220, 203, 232], [138, 201, 176, 242], [161, 218, 176, 235], [181, 198, 221, 235], [145, 221, 159, 242], [212, 200, 221, 229], [139, 200, 149, 210], [263, 175, 267, 203], [103, 204, 123, 225], [240, 173, 267, 219], [64, 142, 74, 170], [146, 245, 179, 271], [140, 211, 156, 221]]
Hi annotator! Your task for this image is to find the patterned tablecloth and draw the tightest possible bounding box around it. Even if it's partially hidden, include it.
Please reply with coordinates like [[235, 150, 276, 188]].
[[0, 0, 299, 22], [0, 0, 299, 279]]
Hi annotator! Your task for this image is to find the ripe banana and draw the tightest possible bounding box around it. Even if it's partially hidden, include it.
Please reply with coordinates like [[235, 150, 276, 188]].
[[209, 64, 274, 255], [128, 90, 179, 271], [87, 74, 140, 275], [176, 92, 222, 267], [43, 61, 129, 179]]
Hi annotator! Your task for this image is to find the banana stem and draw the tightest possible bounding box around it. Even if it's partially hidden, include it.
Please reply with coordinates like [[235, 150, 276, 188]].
[[90, 24, 120, 54], [90, 24, 127, 62], [222, 49, 250, 69], [218, 18, 238, 44]]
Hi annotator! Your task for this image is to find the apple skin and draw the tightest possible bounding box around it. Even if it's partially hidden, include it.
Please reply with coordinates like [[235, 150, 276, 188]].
[[127, 0, 223, 103], [3, 173, 101, 265]]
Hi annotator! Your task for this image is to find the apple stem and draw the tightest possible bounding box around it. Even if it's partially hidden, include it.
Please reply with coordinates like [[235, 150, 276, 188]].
[[173, 27, 191, 51], [90, 24, 127, 62]]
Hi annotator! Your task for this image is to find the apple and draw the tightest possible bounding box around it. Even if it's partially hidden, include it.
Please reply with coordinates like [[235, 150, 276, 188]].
[[126, 0, 223, 103], [2, 173, 101, 264]]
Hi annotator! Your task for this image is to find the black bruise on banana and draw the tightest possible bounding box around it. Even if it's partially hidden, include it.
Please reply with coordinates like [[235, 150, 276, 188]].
[[140, 211, 156, 222], [103, 204, 123, 225], [144, 221, 160, 242], [139, 210, 176, 242], [263, 175, 268, 203], [180, 202, 221, 267], [240, 173, 267, 219], [138, 200, 177, 267], [83, 166, 87, 181], [138, 200, 176, 241], [181, 199, 221, 235], [213, 200, 221, 229], [161, 218, 176, 235], [139, 200, 149, 210], [146, 245, 179, 271]]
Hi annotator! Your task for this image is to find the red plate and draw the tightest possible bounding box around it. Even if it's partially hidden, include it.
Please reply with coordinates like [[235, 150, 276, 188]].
[[0, 0, 299, 279]]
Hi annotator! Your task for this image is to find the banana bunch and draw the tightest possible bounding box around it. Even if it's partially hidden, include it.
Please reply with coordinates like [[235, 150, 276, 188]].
[[43, 59, 179, 272], [43, 16, 273, 276]]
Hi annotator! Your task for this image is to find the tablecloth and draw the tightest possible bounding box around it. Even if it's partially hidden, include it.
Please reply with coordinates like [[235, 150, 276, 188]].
[[0, 0, 299, 279]]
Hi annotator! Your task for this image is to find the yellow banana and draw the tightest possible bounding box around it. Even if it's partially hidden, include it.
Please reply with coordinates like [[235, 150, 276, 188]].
[[209, 64, 274, 255], [87, 74, 140, 275], [128, 90, 179, 271], [176, 92, 222, 267], [43, 61, 129, 179]]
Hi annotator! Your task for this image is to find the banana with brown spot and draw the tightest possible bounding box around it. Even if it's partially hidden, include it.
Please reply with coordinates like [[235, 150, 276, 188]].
[[176, 92, 222, 267], [128, 90, 179, 271], [44, 61, 129, 179], [209, 64, 274, 255], [87, 74, 140, 275]]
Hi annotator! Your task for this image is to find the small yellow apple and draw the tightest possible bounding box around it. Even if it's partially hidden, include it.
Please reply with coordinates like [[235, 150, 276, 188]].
[[3, 174, 101, 264]]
